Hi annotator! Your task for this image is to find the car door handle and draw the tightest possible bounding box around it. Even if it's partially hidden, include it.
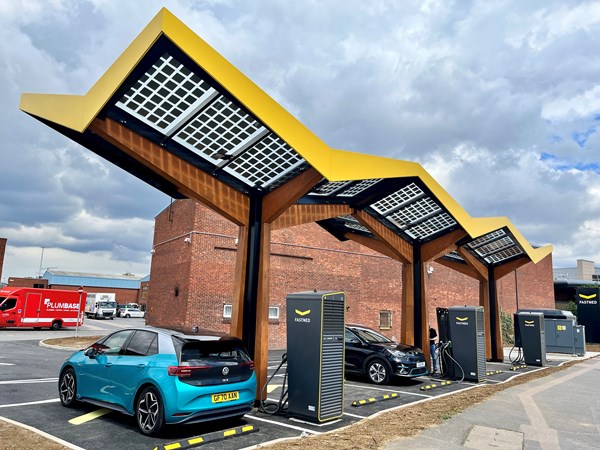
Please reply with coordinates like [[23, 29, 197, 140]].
[[137, 363, 147, 369], [104, 363, 113, 367]]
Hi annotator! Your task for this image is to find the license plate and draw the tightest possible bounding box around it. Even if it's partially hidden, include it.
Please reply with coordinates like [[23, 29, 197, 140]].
[[416, 361, 425, 368], [212, 391, 239, 403]]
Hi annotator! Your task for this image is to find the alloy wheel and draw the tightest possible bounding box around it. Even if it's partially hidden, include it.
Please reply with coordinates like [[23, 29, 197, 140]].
[[369, 362, 387, 384], [59, 371, 75, 405], [137, 390, 160, 432]]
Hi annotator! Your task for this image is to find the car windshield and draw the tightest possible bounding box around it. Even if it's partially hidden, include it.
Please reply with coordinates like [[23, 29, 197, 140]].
[[99, 301, 116, 308], [351, 327, 392, 343]]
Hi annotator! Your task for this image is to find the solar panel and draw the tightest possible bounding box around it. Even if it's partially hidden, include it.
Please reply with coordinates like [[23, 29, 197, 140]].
[[467, 229, 506, 249], [474, 236, 514, 258], [173, 95, 266, 164], [405, 212, 457, 239], [309, 181, 351, 196], [338, 215, 371, 233], [338, 179, 382, 197], [386, 197, 441, 228], [117, 53, 214, 132], [371, 183, 424, 215], [485, 246, 523, 264], [223, 134, 306, 188]]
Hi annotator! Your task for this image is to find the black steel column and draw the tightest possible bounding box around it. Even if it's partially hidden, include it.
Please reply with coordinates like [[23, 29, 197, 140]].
[[413, 244, 423, 348], [242, 192, 262, 359], [488, 266, 499, 360]]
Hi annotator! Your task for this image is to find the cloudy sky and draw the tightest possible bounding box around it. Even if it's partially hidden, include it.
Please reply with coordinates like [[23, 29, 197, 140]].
[[1, 0, 599, 282]]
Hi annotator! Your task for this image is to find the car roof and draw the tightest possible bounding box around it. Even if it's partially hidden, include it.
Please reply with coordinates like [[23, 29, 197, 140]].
[[140, 325, 241, 342]]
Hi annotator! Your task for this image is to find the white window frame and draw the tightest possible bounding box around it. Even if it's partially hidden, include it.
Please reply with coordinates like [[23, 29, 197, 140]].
[[268, 306, 280, 320], [223, 304, 232, 319]]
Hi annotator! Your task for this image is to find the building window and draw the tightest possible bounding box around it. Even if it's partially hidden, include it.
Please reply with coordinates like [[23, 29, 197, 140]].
[[268, 306, 280, 320], [33, 283, 45, 289], [379, 311, 392, 330], [223, 304, 232, 319]]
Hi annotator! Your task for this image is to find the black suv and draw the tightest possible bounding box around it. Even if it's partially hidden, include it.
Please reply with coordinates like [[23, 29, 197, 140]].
[[345, 324, 428, 384]]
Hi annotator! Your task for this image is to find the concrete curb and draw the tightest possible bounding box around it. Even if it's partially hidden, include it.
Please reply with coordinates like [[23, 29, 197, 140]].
[[38, 340, 83, 351]]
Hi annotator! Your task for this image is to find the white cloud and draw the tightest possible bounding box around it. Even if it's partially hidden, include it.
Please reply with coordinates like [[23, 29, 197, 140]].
[[1, 0, 600, 280]]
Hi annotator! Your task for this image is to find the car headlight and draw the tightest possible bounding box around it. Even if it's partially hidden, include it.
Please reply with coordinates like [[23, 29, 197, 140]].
[[386, 349, 406, 358]]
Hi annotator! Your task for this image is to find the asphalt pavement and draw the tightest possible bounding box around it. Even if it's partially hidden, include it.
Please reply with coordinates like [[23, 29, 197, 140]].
[[384, 356, 600, 450]]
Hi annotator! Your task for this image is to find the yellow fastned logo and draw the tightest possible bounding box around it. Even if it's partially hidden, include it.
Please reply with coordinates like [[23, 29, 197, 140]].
[[456, 316, 469, 326], [294, 309, 311, 323], [578, 293, 598, 305], [524, 320, 535, 327]]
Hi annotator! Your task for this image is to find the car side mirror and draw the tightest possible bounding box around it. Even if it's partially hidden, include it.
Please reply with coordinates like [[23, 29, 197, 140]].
[[348, 339, 361, 345], [84, 347, 101, 358]]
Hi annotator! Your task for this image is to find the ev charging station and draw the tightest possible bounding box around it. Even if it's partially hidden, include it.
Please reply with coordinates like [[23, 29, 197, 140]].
[[286, 291, 345, 423], [515, 312, 546, 366], [576, 287, 600, 343], [436, 306, 486, 382]]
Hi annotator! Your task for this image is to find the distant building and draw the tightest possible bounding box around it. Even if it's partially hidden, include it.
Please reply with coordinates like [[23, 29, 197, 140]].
[[554, 259, 600, 308], [7, 269, 149, 307]]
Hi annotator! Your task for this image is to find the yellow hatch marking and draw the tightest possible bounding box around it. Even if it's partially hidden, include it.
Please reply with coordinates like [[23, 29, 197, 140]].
[[69, 408, 112, 425], [295, 309, 311, 316]]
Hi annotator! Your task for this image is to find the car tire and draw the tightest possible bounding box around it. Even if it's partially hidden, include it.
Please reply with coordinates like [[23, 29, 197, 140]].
[[366, 358, 391, 385], [51, 321, 61, 330], [59, 368, 78, 407], [126, 314, 130, 318], [136, 386, 165, 436]]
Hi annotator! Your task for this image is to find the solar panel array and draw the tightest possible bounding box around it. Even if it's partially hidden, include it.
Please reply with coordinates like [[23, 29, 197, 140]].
[[115, 52, 526, 267], [117, 52, 306, 191], [466, 229, 524, 264]]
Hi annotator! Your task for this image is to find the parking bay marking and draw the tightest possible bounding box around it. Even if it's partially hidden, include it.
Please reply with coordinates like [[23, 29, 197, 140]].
[[0, 378, 58, 384], [247, 415, 321, 435], [0, 363, 15, 366], [344, 382, 432, 398], [69, 408, 112, 425], [0, 399, 60, 409]]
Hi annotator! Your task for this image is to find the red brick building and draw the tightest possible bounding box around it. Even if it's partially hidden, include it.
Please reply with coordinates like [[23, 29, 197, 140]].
[[147, 200, 554, 349]]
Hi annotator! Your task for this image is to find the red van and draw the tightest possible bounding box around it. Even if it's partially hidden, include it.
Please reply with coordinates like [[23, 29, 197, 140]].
[[0, 287, 86, 330]]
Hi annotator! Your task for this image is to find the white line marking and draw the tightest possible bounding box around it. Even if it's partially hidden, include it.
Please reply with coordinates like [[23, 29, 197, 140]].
[[343, 411, 367, 419], [344, 383, 432, 398], [0, 378, 58, 385], [0, 363, 15, 366], [0, 399, 60, 408], [246, 415, 321, 434], [0, 416, 85, 450]]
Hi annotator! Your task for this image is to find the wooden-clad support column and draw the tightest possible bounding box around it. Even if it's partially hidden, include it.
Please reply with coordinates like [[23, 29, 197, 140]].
[[486, 267, 503, 361], [401, 263, 414, 345], [413, 252, 431, 369], [230, 226, 248, 339], [253, 222, 271, 400]]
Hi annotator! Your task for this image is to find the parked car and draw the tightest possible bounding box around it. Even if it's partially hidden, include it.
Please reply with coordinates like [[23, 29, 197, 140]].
[[58, 326, 257, 435], [345, 324, 428, 385], [119, 306, 145, 318]]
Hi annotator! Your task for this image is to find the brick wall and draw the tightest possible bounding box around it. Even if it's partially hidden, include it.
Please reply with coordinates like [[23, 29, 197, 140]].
[[147, 200, 555, 349]]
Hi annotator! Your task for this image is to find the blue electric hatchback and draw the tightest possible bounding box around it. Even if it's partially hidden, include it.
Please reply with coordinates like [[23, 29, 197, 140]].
[[58, 326, 257, 435]]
